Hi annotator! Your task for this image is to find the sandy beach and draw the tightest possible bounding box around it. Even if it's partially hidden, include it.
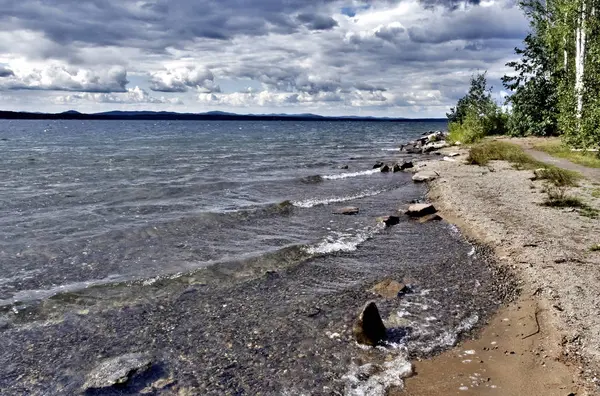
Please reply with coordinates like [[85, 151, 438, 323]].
[[403, 141, 600, 395]]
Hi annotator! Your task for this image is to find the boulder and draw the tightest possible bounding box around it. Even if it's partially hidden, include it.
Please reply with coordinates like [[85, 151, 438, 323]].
[[334, 207, 360, 215], [418, 213, 443, 223], [370, 279, 408, 299], [83, 353, 152, 391], [402, 143, 422, 154], [373, 162, 384, 169], [400, 161, 414, 170], [412, 171, 438, 183], [380, 164, 391, 173], [353, 302, 387, 346], [339, 165, 349, 170], [422, 141, 449, 153], [405, 203, 437, 217], [392, 163, 401, 173], [377, 216, 400, 227]]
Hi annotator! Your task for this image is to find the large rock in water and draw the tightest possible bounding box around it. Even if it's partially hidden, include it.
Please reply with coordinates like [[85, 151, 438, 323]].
[[380, 164, 391, 173], [83, 353, 152, 391], [353, 302, 387, 346], [412, 171, 438, 183], [405, 203, 437, 217], [334, 206, 359, 215]]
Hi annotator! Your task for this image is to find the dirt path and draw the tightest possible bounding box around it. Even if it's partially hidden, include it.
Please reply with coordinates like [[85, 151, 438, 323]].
[[509, 137, 600, 182]]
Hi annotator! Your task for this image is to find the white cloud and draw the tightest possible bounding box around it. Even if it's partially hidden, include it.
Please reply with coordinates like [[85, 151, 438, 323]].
[[54, 86, 183, 104], [149, 66, 220, 93], [0, 62, 128, 92]]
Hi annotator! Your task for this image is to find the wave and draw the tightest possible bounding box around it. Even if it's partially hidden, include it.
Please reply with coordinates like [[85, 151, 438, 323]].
[[305, 223, 385, 255], [381, 148, 401, 152], [291, 189, 386, 208], [322, 169, 380, 180]]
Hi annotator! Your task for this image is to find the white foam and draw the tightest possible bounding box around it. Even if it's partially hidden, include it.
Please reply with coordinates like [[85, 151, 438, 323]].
[[322, 169, 380, 180], [305, 224, 384, 255], [343, 356, 413, 396], [381, 148, 401, 151], [292, 189, 385, 208]]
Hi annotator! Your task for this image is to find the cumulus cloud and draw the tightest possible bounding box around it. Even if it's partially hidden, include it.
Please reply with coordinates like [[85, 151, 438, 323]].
[[0, 64, 128, 92], [0, 65, 14, 77], [54, 86, 183, 105], [149, 66, 220, 93]]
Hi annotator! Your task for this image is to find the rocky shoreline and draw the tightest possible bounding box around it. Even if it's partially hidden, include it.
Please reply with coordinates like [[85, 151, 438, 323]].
[[401, 140, 600, 394]]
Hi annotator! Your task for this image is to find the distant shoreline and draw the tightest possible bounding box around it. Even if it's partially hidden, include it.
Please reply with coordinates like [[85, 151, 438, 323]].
[[0, 110, 448, 123]]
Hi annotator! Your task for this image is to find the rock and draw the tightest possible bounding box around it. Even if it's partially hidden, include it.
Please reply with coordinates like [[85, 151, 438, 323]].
[[442, 156, 457, 162], [339, 165, 349, 170], [412, 171, 438, 183], [373, 162, 384, 169], [83, 353, 152, 391], [400, 161, 414, 170], [370, 279, 408, 299], [380, 164, 391, 173], [418, 213, 443, 223], [353, 302, 387, 346], [422, 141, 448, 153], [377, 216, 400, 227], [392, 163, 401, 173], [402, 143, 422, 154], [447, 152, 460, 157], [334, 207, 359, 215], [454, 141, 462, 146], [405, 203, 437, 217]]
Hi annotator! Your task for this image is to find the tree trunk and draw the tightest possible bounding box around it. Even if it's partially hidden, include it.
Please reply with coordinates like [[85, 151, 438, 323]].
[[575, 0, 587, 120]]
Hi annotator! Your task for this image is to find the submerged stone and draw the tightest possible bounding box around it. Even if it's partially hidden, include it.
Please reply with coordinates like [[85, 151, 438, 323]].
[[334, 207, 359, 215], [370, 279, 408, 299], [83, 353, 152, 391], [353, 302, 387, 346], [377, 216, 400, 227], [380, 164, 391, 173]]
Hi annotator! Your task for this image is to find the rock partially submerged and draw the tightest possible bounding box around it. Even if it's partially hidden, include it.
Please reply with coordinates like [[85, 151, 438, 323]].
[[353, 302, 387, 346], [404, 203, 437, 217], [412, 171, 438, 183], [380, 164, 391, 173], [370, 279, 408, 299], [373, 162, 384, 169], [334, 207, 360, 215], [377, 216, 400, 227], [400, 131, 449, 154], [83, 353, 152, 391]]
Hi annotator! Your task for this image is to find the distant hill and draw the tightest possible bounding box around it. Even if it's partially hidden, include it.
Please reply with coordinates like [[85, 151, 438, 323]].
[[0, 110, 447, 123]]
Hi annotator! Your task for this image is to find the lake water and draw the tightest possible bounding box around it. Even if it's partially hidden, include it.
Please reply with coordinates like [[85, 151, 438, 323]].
[[0, 120, 511, 395]]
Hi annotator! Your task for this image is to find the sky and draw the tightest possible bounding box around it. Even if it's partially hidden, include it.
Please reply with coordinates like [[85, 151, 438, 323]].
[[0, 0, 529, 117]]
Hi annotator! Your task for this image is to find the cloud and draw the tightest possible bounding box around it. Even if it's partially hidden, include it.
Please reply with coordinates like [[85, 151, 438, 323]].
[[149, 66, 220, 93], [0, 65, 14, 77], [296, 13, 338, 30], [0, 0, 529, 116], [0, 63, 128, 92], [54, 86, 183, 104]]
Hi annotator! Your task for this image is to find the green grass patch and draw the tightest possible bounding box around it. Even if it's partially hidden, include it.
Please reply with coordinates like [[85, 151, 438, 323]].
[[534, 141, 600, 169], [591, 244, 600, 252], [468, 141, 581, 187], [591, 188, 600, 199]]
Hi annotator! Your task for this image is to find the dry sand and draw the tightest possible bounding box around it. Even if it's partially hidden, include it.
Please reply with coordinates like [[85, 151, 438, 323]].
[[402, 143, 600, 395]]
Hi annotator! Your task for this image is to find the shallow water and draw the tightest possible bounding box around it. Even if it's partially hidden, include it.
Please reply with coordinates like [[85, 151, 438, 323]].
[[0, 119, 514, 395]]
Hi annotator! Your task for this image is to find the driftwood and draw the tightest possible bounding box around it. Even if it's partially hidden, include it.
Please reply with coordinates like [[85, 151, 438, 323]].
[[522, 307, 541, 340]]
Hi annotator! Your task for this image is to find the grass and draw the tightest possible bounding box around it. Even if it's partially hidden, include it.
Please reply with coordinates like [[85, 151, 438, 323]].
[[591, 244, 600, 252], [468, 141, 581, 187], [534, 140, 600, 169], [592, 188, 600, 199]]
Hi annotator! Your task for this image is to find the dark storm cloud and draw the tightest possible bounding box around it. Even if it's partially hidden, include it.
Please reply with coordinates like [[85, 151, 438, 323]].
[[0, 0, 340, 53], [296, 13, 338, 30], [0, 66, 14, 77]]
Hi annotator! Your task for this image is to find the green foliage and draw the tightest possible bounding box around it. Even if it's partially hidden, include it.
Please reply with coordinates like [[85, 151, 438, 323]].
[[447, 73, 508, 143], [467, 141, 580, 186], [591, 244, 600, 252]]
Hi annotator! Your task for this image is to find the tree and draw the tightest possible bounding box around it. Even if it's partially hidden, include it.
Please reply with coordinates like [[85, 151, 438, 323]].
[[502, 1, 560, 136], [447, 72, 497, 123]]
